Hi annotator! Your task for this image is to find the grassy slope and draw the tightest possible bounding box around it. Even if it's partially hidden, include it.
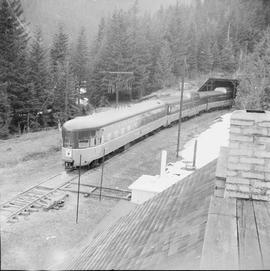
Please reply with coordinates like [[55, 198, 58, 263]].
[[0, 129, 62, 168], [0, 129, 63, 202]]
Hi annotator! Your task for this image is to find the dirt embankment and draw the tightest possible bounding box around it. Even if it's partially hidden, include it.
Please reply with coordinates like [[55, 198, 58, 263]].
[[0, 129, 63, 202]]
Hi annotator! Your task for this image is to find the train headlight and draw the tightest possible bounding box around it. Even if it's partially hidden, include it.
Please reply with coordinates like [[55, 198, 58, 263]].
[[66, 149, 72, 157]]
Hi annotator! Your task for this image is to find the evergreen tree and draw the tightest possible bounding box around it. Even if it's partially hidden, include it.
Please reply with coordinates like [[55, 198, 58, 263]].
[[2, 0, 270, 135], [0, 82, 10, 138], [186, 22, 198, 77], [211, 41, 221, 71], [197, 36, 213, 74], [0, 1, 12, 137], [72, 27, 89, 89], [133, 15, 152, 98], [90, 17, 106, 70], [156, 40, 174, 88], [168, 3, 187, 78], [220, 39, 236, 73], [261, 87, 270, 111], [0, 0, 30, 134], [235, 27, 270, 109], [28, 28, 50, 127], [125, 0, 144, 99], [71, 27, 89, 112], [52, 58, 79, 123], [50, 26, 78, 123], [87, 67, 106, 108], [50, 25, 69, 76]]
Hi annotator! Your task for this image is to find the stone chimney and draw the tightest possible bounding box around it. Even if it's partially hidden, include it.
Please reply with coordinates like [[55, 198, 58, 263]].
[[224, 110, 270, 201]]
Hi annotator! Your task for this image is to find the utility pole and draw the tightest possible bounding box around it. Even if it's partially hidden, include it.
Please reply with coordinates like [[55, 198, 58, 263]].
[[176, 57, 186, 158], [99, 71, 134, 107], [76, 155, 82, 224], [99, 148, 106, 201]]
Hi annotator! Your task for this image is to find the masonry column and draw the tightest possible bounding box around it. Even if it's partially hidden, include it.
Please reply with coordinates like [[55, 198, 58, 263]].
[[225, 110, 270, 201]]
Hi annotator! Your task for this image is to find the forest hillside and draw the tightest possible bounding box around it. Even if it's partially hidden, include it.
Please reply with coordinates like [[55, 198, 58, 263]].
[[0, 0, 270, 138], [21, 0, 177, 45]]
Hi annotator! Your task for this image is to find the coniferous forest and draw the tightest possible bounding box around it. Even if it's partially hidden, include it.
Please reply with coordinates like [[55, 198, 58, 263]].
[[0, 0, 270, 138]]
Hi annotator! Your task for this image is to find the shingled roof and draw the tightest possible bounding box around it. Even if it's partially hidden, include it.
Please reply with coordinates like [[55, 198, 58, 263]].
[[65, 159, 217, 270]]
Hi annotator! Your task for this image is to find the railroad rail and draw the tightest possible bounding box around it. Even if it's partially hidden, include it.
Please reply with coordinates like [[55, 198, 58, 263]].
[[0, 168, 131, 226], [61, 182, 131, 201], [0, 172, 81, 225]]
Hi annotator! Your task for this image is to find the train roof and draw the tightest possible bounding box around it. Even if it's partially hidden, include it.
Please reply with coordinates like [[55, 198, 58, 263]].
[[159, 89, 227, 105], [62, 100, 166, 131]]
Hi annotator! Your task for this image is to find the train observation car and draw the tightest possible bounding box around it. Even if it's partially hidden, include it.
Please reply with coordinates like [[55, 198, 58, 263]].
[[62, 88, 234, 169], [62, 100, 168, 168]]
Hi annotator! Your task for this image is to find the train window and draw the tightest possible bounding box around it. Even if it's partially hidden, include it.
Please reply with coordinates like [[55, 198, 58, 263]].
[[89, 137, 94, 146], [78, 130, 90, 148], [63, 138, 69, 147], [92, 130, 98, 145], [78, 139, 89, 148], [191, 92, 200, 99], [79, 130, 90, 139], [64, 138, 73, 148], [63, 131, 73, 147], [90, 130, 96, 137]]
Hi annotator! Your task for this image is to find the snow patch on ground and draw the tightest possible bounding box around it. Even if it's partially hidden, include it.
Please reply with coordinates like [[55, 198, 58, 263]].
[[166, 112, 231, 176]]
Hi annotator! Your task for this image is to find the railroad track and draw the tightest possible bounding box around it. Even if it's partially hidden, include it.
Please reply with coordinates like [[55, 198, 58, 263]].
[[0, 172, 80, 225], [0, 169, 131, 226], [61, 182, 131, 201]]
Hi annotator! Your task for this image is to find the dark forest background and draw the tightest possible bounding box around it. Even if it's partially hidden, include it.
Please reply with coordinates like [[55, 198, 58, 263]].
[[0, 0, 270, 138]]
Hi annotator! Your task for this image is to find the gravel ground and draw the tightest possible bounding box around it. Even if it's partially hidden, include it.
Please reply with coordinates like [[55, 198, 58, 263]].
[[0, 129, 62, 203], [1, 109, 231, 270]]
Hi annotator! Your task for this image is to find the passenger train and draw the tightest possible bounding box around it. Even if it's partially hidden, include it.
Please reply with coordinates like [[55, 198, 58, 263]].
[[62, 89, 234, 169]]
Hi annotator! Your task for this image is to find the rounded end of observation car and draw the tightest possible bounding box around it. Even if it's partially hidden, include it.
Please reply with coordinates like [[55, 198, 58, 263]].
[[62, 147, 74, 168], [62, 115, 91, 131], [64, 161, 74, 169]]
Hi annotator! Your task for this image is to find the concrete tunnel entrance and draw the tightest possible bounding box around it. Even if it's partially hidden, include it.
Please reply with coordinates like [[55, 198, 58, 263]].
[[198, 77, 239, 98]]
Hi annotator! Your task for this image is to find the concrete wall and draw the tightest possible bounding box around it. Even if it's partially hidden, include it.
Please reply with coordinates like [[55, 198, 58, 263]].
[[131, 189, 158, 204], [225, 110, 270, 201]]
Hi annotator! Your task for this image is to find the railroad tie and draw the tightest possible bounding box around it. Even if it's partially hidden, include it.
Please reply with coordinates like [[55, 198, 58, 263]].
[[28, 207, 39, 212], [7, 216, 19, 223], [32, 202, 44, 208], [19, 210, 30, 216], [39, 198, 50, 204], [43, 194, 68, 211]]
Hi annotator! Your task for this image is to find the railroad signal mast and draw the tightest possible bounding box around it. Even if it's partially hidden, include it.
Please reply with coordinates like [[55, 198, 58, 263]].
[[99, 71, 134, 108]]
